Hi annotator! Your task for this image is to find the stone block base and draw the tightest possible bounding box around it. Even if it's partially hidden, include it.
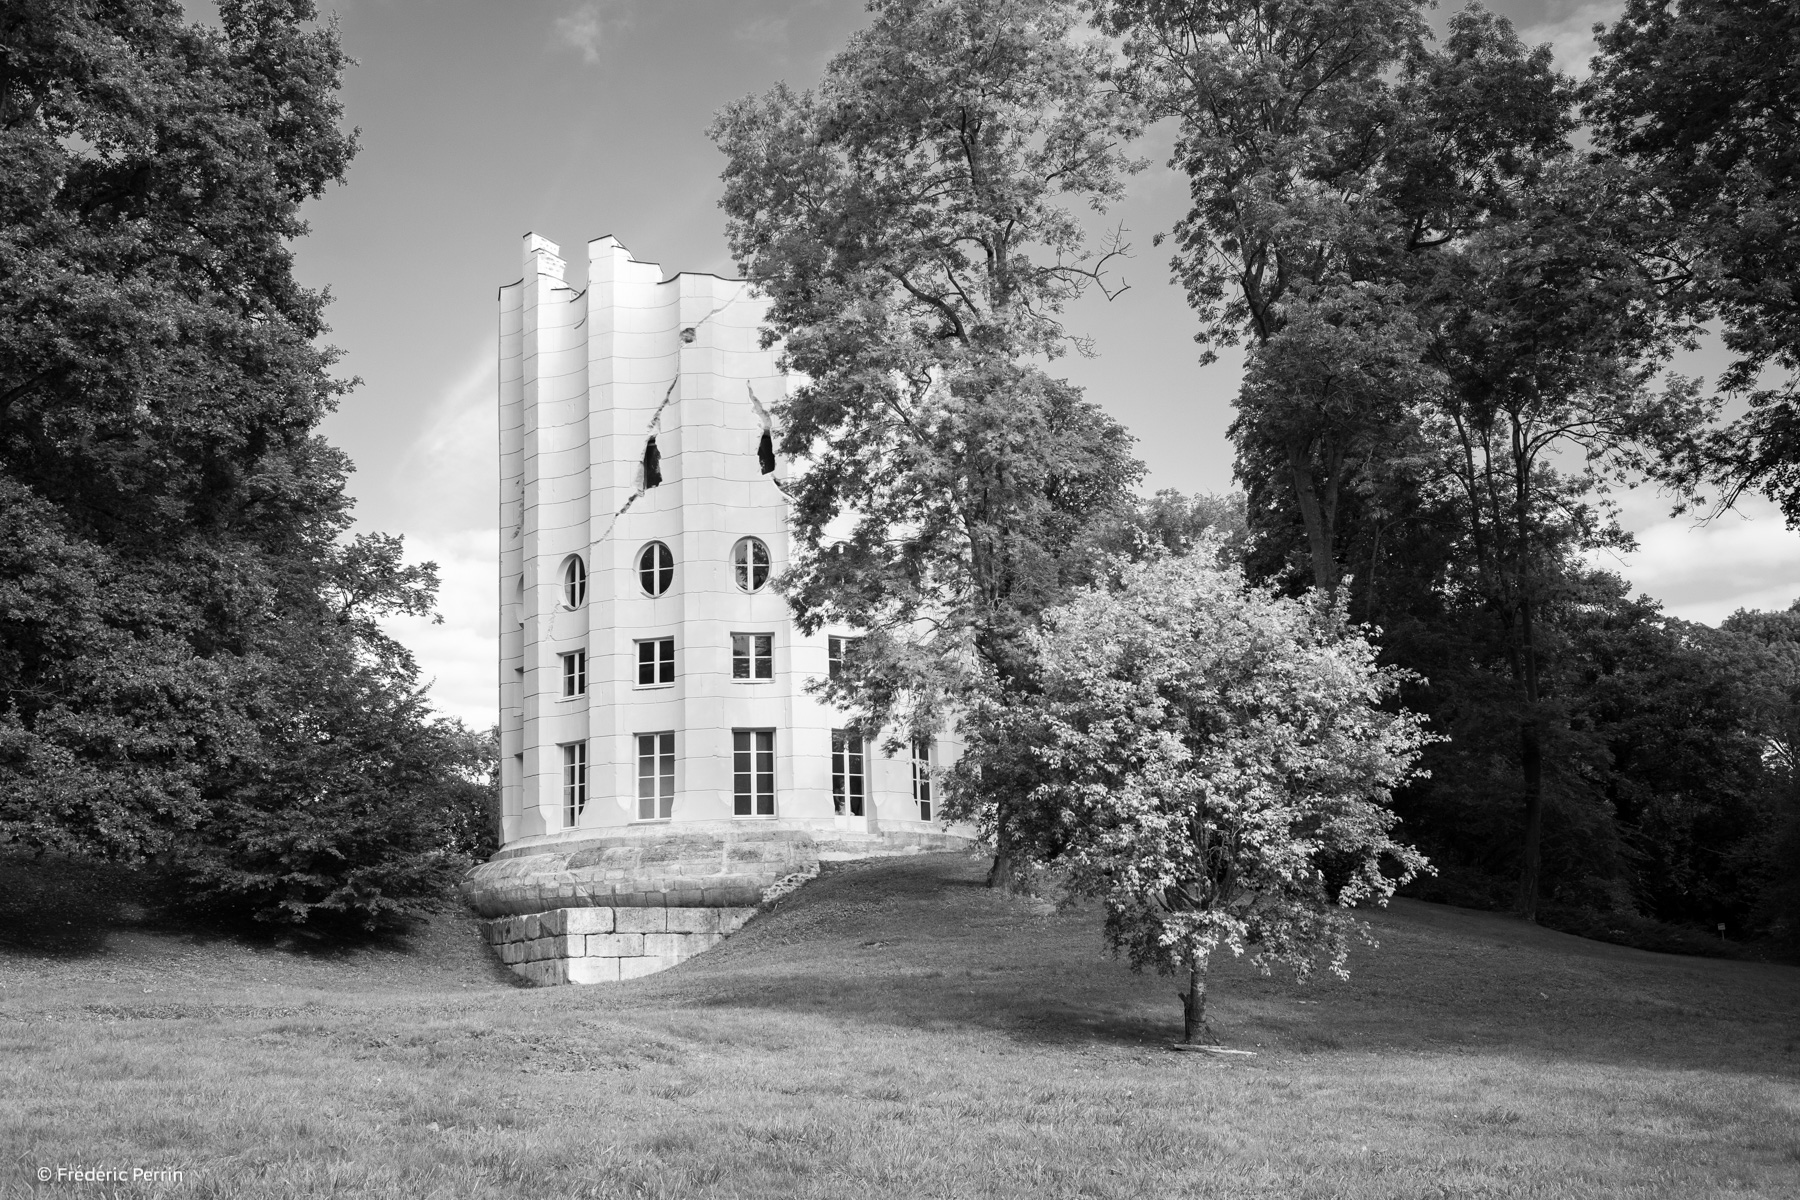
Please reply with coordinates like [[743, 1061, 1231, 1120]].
[[480, 905, 756, 987]]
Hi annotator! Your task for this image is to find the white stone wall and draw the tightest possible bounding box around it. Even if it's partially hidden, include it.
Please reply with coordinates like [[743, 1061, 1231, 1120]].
[[498, 235, 964, 849]]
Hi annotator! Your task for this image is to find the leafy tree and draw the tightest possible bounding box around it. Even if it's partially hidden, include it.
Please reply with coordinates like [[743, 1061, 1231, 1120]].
[[1589, 0, 1800, 523], [0, 0, 488, 932], [710, 0, 1144, 883], [1717, 603, 1800, 949], [1094, 488, 1249, 563], [1094, 0, 1429, 588], [1416, 158, 1715, 919], [1023, 547, 1431, 1044]]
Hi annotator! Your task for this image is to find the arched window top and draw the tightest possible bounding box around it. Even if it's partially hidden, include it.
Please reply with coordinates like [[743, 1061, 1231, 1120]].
[[732, 536, 770, 593], [638, 541, 674, 597], [562, 555, 587, 608]]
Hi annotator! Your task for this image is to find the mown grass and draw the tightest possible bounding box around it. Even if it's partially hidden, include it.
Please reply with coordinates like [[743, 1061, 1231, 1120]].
[[2, 851, 1797, 1198]]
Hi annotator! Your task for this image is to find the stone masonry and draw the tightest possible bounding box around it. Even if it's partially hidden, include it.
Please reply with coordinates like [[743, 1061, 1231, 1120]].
[[463, 822, 970, 985], [479, 903, 757, 986]]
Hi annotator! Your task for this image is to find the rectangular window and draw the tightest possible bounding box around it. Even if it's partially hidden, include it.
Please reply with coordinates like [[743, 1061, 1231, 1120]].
[[636, 732, 675, 820], [561, 649, 587, 697], [832, 729, 866, 816], [911, 737, 933, 822], [562, 742, 587, 827], [732, 633, 773, 681], [828, 635, 862, 680], [733, 730, 776, 816], [636, 637, 675, 686]]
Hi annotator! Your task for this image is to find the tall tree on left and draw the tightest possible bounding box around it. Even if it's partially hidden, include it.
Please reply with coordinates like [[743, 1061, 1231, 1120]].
[[0, 0, 490, 931]]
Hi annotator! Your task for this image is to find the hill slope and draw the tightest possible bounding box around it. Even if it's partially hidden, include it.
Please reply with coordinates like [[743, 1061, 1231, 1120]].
[[2, 851, 1796, 1198]]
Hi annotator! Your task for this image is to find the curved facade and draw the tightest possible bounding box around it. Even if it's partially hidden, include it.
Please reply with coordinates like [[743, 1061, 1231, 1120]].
[[496, 232, 967, 859]]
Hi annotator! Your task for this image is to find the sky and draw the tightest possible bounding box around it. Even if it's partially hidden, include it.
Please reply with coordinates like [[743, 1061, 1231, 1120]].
[[280, 0, 1800, 728]]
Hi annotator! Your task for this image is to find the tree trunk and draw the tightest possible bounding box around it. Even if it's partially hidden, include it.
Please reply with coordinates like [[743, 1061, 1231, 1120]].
[[986, 802, 1017, 890], [1512, 414, 1544, 923], [1178, 955, 1214, 1044], [1515, 591, 1545, 922], [1286, 443, 1337, 590], [1516, 717, 1544, 921]]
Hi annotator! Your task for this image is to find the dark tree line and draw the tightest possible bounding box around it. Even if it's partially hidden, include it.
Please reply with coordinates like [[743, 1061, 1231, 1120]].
[[0, 0, 495, 934], [1096, 0, 1799, 943]]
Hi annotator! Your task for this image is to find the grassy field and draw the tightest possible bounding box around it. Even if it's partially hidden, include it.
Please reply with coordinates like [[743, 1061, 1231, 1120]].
[[2, 851, 1797, 1199]]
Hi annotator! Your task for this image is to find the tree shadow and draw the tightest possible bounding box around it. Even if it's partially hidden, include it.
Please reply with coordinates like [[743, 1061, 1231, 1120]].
[[668, 852, 1800, 1075]]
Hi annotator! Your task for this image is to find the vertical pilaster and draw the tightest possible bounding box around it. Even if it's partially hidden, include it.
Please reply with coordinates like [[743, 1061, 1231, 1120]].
[[498, 277, 526, 841], [519, 233, 590, 836]]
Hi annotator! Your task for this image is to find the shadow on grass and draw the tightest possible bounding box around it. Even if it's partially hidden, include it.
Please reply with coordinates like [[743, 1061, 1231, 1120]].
[[0, 849, 521, 990], [662, 853, 1800, 1075]]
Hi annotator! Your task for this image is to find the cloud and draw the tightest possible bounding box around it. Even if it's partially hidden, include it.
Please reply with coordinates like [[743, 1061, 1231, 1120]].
[[375, 343, 501, 728], [552, 1, 627, 64], [385, 528, 499, 730], [1598, 492, 1800, 626], [1518, 1, 1624, 78], [392, 345, 499, 537]]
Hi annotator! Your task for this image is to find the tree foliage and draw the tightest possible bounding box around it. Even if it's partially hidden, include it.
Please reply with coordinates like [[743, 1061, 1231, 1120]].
[[711, 0, 1145, 881], [1022, 547, 1430, 1043], [0, 0, 493, 933]]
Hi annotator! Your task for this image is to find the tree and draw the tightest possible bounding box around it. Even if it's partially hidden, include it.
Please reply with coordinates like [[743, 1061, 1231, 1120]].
[[1589, 0, 1800, 524], [0, 0, 487, 933], [710, 0, 1144, 884], [1023, 547, 1431, 1044], [1094, 0, 1430, 589], [1231, 282, 1436, 588], [1416, 158, 1715, 919]]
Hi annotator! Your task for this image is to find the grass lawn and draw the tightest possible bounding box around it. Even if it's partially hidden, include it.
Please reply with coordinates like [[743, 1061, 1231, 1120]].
[[2, 851, 1797, 1199]]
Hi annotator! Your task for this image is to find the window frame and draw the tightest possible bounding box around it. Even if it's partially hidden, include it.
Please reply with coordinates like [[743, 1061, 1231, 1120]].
[[832, 728, 867, 817], [731, 536, 771, 593], [828, 635, 863, 681], [636, 731, 675, 821], [560, 648, 587, 698], [562, 555, 587, 609], [731, 632, 774, 682], [911, 737, 933, 822], [635, 637, 676, 688], [637, 540, 675, 597], [732, 729, 776, 817], [562, 741, 588, 827]]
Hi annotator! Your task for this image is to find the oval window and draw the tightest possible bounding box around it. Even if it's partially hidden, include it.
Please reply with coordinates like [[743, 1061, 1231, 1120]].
[[638, 541, 674, 596], [732, 536, 770, 593], [562, 556, 587, 608]]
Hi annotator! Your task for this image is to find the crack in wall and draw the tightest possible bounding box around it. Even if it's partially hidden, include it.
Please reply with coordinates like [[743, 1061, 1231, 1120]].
[[590, 283, 760, 544]]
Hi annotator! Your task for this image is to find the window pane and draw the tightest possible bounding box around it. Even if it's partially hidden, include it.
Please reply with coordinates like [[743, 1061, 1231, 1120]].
[[750, 540, 769, 587], [755, 730, 775, 815], [755, 633, 772, 679], [732, 633, 749, 679], [640, 542, 673, 596], [658, 731, 675, 819], [659, 638, 675, 683], [637, 734, 656, 820], [733, 730, 752, 816], [638, 641, 655, 685], [831, 730, 846, 814]]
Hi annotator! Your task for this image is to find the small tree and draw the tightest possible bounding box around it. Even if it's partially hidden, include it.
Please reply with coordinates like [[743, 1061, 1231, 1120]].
[[1023, 546, 1431, 1045]]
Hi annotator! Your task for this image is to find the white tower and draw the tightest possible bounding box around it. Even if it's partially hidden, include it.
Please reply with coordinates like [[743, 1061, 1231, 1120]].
[[496, 233, 958, 851]]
